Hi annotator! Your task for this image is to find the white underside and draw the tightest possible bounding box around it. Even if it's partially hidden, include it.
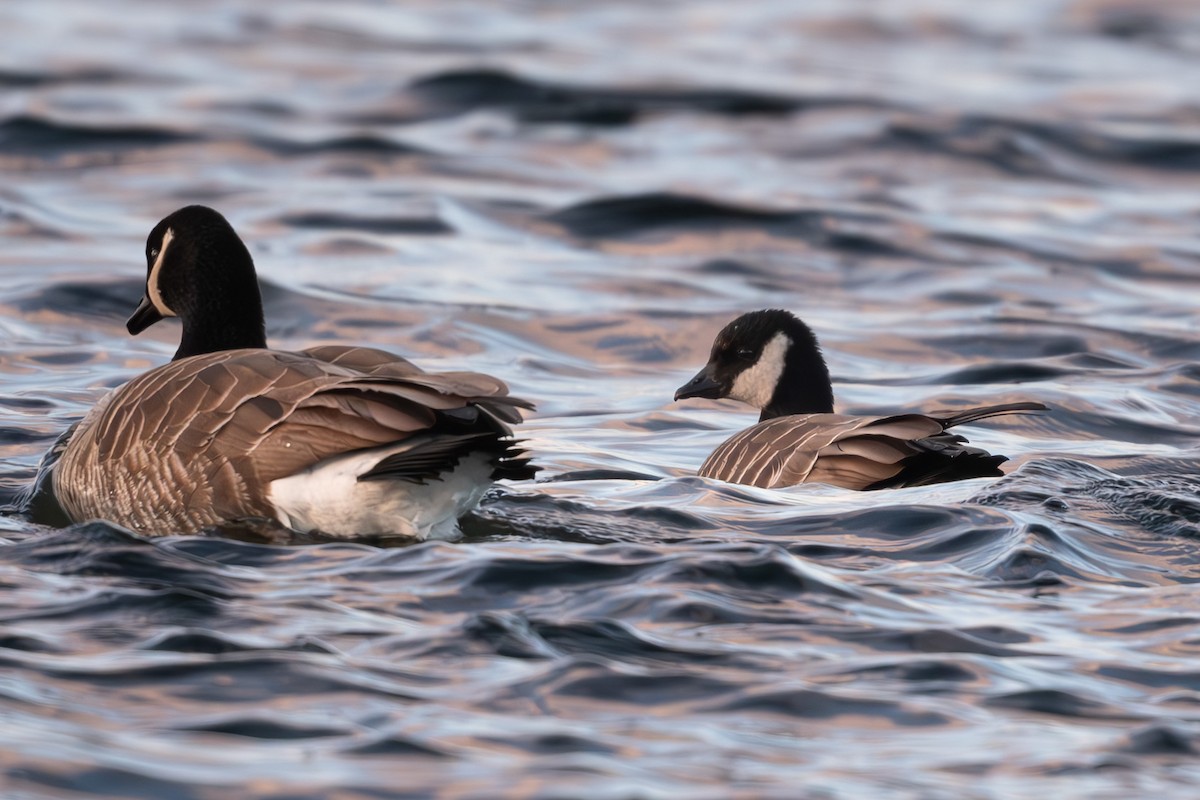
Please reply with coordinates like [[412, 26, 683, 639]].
[[267, 443, 495, 541]]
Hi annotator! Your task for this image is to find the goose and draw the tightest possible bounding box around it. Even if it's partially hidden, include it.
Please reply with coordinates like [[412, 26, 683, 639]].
[[53, 205, 535, 539], [673, 309, 1045, 490]]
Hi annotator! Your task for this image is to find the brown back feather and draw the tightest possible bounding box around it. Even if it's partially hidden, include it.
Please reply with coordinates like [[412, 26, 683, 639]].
[[698, 404, 1037, 490], [56, 347, 533, 530]]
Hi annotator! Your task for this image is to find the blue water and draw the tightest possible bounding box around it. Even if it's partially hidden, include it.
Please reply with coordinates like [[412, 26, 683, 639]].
[[3, 1, 1200, 797]]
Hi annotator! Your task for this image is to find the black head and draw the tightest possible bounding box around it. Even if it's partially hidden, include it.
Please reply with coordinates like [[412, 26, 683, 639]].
[[674, 309, 834, 420], [128, 205, 267, 360]]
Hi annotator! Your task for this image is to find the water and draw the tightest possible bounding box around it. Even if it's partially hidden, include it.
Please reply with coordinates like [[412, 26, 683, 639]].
[[3, 0, 1200, 796]]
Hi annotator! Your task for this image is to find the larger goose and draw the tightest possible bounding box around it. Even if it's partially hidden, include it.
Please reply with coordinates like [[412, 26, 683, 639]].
[[53, 205, 535, 539], [674, 309, 1044, 490]]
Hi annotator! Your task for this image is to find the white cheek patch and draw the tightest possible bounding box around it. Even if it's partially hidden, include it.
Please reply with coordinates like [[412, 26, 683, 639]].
[[729, 332, 791, 409], [147, 227, 177, 317]]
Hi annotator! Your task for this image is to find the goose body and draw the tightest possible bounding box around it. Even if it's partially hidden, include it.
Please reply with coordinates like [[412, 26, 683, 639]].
[[675, 309, 1044, 490], [53, 206, 534, 539]]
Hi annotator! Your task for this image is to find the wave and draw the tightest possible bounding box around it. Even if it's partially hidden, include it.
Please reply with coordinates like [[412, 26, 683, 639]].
[[402, 68, 842, 125], [0, 115, 194, 155], [543, 191, 910, 256]]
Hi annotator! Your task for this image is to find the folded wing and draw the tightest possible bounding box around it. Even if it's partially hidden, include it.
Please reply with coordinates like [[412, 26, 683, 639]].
[[698, 403, 1043, 490], [57, 347, 534, 529]]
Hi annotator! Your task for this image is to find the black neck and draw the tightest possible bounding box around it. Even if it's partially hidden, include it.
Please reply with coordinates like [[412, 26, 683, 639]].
[[173, 297, 267, 360], [758, 336, 835, 421]]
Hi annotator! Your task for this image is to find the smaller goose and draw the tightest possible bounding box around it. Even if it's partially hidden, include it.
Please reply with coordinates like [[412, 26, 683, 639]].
[[53, 205, 535, 539], [674, 309, 1045, 490]]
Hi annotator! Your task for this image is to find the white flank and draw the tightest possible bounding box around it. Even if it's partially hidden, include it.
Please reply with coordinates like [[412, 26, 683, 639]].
[[147, 227, 177, 317], [267, 442, 494, 541], [729, 331, 791, 409]]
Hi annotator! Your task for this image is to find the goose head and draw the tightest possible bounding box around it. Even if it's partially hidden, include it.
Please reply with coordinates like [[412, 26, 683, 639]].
[[127, 205, 267, 360], [675, 309, 835, 421]]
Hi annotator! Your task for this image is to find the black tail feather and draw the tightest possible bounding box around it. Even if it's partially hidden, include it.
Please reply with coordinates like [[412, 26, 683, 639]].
[[359, 433, 538, 484], [865, 447, 1007, 490]]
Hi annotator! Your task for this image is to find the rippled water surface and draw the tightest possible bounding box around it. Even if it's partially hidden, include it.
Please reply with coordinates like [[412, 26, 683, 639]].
[[4, 1, 1200, 797]]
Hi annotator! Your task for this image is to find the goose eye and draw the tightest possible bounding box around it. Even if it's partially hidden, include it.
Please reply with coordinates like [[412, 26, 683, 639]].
[[149, 248, 159, 260], [736, 348, 754, 361]]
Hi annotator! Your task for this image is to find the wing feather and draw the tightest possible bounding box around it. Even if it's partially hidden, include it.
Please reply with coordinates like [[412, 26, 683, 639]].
[[700, 414, 872, 487], [696, 405, 1033, 490], [56, 346, 535, 532]]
